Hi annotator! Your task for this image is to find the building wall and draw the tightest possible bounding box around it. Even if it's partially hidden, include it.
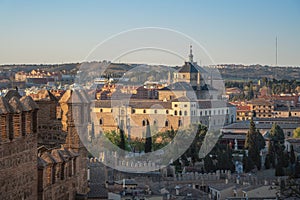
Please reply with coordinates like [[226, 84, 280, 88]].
[[0, 97, 38, 200]]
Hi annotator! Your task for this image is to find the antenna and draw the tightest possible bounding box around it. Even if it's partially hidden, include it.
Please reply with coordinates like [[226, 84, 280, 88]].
[[275, 36, 278, 66]]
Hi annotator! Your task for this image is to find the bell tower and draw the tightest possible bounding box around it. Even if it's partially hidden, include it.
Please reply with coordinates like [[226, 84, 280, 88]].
[[189, 45, 194, 63]]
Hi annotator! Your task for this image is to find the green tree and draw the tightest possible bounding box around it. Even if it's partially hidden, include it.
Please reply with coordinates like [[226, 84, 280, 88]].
[[118, 126, 126, 151], [243, 151, 254, 173], [293, 127, 300, 138], [275, 157, 284, 176], [244, 119, 266, 170], [290, 145, 296, 165], [144, 120, 152, 153], [265, 154, 271, 169], [270, 124, 285, 164], [267, 141, 276, 168], [204, 154, 215, 172], [182, 124, 207, 164]]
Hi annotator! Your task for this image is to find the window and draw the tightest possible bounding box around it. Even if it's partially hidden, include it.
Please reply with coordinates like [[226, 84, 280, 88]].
[[178, 120, 182, 127], [184, 111, 188, 116], [143, 109, 146, 114], [153, 120, 157, 125], [154, 109, 157, 114], [99, 118, 103, 125], [179, 111, 182, 116], [174, 111, 178, 115], [174, 104, 178, 107], [100, 108, 103, 112], [200, 111, 202, 116], [184, 104, 187, 107], [166, 110, 169, 114], [142, 120, 146, 126], [132, 109, 135, 114], [165, 120, 169, 127], [111, 109, 113, 113]]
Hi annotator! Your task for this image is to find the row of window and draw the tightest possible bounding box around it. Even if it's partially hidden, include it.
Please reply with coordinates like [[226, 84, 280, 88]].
[[98, 108, 230, 116], [99, 118, 181, 128]]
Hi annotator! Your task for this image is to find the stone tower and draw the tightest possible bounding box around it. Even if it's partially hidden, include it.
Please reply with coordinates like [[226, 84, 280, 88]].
[[59, 90, 91, 195]]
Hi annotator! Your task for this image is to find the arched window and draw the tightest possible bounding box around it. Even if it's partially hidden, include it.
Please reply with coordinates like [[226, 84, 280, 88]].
[[143, 109, 146, 114], [165, 120, 169, 127], [142, 120, 146, 126], [184, 111, 188, 116], [174, 110, 177, 115], [154, 109, 157, 114], [99, 118, 103, 125], [166, 110, 169, 114], [100, 108, 103, 112], [153, 120, 157, 126], [178, 119, 182, 127], [179, 111, 182, 116]]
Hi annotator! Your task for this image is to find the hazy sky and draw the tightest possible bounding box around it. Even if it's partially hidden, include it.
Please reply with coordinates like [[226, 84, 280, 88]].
[[0, 0, 299, 66]]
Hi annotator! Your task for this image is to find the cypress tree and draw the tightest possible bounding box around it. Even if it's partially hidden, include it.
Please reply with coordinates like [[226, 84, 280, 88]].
[[265, 154, 271, 169], [290, 145, 296, 165], [270, 124, 286, 174], [144, 120, 152, 153], [267, 141, 276, 168], [118, 125, 126, 151], [244, 119, 265, 170]]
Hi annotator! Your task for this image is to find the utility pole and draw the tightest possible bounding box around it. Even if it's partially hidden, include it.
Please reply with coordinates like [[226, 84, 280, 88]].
[[275, 36, 278, 66]]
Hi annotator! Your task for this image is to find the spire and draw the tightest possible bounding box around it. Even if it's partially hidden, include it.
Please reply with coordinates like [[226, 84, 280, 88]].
[[189, 45, 193, 63]]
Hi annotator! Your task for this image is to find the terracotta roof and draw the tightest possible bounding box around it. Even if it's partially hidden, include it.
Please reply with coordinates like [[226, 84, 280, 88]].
[[171, 96, 194, 102], [160, 82, 195, 91], [236, 105, 251, 111], [198, 100, 231, 109], [20, 96, 39, 111], [0, 96, 13, 114], [94, 99, 172, 109], [223, 120, 300, 131], [9, 96, 26, 113]]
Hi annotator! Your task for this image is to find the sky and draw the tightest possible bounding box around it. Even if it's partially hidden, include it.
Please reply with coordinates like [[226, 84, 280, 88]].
[[0, 0, 299, 66]]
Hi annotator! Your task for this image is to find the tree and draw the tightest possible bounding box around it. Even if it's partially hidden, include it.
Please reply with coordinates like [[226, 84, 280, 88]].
[[265, 154, 271, 169], [275, 156, 284, 176], [118, 126, 126, 151], [182, 124, 207, 164], [244, 119, 266, 170], [267, 141, 276, 168], [290, 145, 296, 165], [293, 127, 300, 138], [270, 124, 285, 167], [243, 151, 254, 173], [144, 120, 152, 153]]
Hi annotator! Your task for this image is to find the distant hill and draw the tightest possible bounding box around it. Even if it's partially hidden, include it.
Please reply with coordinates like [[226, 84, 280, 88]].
[[216, 64, 300, 81], [1, 62, 299, 81]]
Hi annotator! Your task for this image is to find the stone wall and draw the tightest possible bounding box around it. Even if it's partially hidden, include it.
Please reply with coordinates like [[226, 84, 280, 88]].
[[0, 95, 38, 200]]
